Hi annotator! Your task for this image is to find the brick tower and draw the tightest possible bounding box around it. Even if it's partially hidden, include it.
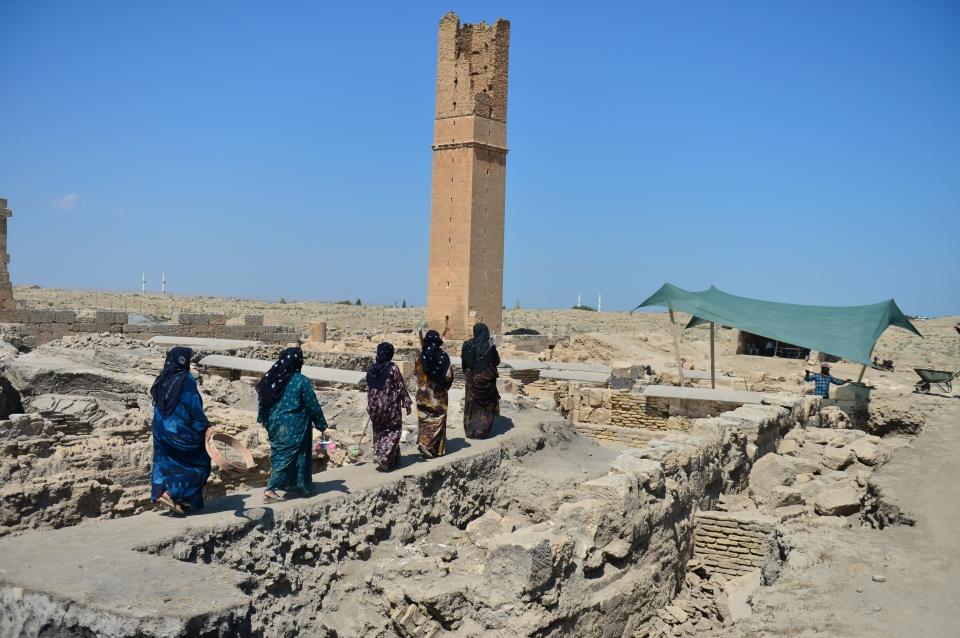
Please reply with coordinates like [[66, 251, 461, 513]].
[[426, 12, 509, 339], [0, 198, 13, 311]]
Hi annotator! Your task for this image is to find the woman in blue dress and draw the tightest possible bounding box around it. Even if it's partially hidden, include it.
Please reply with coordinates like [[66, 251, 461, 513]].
[[257, 347, 328, 501], [150, 347, 212, 516]]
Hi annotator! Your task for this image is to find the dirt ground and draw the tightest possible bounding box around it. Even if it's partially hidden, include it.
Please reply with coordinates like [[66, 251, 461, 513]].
[[3, 285, 959, 636], [716, 395, 960, 638]]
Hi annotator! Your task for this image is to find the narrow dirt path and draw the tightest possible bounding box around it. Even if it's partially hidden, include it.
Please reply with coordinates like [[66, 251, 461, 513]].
[[719, 398, 960, 638]]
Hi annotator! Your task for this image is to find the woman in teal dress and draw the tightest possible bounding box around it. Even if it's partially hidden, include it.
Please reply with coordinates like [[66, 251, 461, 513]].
[[257, 347, 328, 501]]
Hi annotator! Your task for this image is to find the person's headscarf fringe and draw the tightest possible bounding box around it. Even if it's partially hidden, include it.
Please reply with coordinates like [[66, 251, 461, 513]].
[[151, 347, 194, 418], [257, 347, 305, 414]]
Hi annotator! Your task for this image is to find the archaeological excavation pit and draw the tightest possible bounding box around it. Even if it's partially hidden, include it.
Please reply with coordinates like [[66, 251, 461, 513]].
[[0, 378, 828, 638]]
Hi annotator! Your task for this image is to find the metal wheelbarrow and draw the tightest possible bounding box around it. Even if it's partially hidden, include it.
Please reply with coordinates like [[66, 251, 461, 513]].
[[913, 368, 960, 394]]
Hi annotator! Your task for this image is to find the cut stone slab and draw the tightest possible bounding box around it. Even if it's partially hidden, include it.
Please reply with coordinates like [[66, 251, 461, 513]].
[[485, 523, 568, 597], [198, 355, 365, 387], [539, 369, 610, 384], [642, 385, 766, 405], [748, 453, 797, 507], [148, 336, 264, 350], [847, 438, 883, 466], [721, 569, 761, 622], [821, 446, 855, 471], [813, 485, 862, 516]]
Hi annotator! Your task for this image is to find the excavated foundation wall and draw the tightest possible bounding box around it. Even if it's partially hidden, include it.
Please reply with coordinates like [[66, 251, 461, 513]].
[[0, 311, 299, 347], [113, 397, 811, 637]]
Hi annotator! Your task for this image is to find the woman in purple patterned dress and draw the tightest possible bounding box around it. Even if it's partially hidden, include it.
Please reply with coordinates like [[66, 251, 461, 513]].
[[365, 342, 412, 471]]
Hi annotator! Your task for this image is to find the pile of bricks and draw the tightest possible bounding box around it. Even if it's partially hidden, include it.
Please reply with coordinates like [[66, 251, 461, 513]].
[[693, 511, 776, 578]]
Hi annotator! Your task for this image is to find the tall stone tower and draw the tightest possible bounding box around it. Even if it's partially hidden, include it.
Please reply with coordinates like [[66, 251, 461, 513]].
[[426, 12, 509, 339], [0, 198, 13, 311]]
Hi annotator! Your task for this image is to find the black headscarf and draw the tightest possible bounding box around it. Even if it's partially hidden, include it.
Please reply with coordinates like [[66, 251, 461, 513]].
[[366, 342, 395, 390], [420, 330, 451, 385], [462, 322, 495, 372], [150, 347, 193, 418], [256, 347, 304, 413]]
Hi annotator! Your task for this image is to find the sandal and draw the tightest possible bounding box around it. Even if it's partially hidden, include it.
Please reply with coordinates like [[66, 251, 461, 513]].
[[375, 459, 391, 472], [263, 490, 285, 502], [156, 493, 185, 517]]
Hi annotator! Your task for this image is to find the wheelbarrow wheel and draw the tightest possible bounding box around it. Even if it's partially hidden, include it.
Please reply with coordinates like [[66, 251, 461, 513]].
[[915, 381, 930, 394]]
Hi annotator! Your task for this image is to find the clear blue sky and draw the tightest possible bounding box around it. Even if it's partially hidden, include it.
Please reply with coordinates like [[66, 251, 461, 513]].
[[2, 1, 958, 315]]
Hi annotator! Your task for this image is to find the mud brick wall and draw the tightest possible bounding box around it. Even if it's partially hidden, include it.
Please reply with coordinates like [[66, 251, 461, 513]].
[[611, 392, 672, 429], [508, 369, 540, 384], [0, 310, 299, 346], [693, 511, 777, 578], [571, 422, 663, 447]]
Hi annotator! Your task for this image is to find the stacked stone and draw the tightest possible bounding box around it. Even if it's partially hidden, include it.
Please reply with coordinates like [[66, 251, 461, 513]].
[[611, 391, 672, 429], [508, 368, 540, 384], [0, 198, 13, 312], [693, 511, 775, 577], [5, 310, 298, 346], [573, 422, 663, 447], [36, 410, 92, 436], [178, 312, 226, 325]]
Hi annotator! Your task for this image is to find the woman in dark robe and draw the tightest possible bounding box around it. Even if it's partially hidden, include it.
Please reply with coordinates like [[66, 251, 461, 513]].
[[415, 329, 454, 458], [257, 347, 328, 501], [461, 322, 501, 439], [366, 342, 412, 471], [150, 347, 212, 516]]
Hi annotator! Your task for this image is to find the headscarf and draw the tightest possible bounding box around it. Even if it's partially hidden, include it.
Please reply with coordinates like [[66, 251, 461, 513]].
[[150, 347, 193, 418], [463, 322, 495, 371], [256, 347, 304, 413], [366, 342, 395, 390], [420, 330, 450, 385]]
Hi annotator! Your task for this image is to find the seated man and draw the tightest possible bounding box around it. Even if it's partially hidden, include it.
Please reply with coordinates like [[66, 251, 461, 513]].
[[804, 363, 846, 399]]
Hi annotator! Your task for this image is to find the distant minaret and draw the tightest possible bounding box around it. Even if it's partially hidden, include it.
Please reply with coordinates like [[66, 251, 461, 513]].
[[598, 293, 602, 312], [426, 12, 510, 339], [141, 271, 146, 294], [577, 292, 581, 307], [162, 272, 167, 294]]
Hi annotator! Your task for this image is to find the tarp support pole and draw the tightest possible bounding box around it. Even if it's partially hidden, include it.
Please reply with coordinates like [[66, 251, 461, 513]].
[[710, 322, 716, 389], [669, 308, 685, 388], [857, 364, 867, 383]]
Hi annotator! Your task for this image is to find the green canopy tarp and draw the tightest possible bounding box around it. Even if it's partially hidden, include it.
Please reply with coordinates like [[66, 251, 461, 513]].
[[633, 284, 921, 366]]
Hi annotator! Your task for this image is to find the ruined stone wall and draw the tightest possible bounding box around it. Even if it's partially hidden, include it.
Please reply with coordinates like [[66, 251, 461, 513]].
[[0, 311, 299, 347], [693, 510, 777, 578], [0, 199, 13, 311], [0, 396, 809, 637], [557, 386, 759, 446]]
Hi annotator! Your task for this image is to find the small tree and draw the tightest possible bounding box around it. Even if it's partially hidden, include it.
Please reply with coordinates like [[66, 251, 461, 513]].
[[402, 299, 407, 308], [355, 298, 362, 306]]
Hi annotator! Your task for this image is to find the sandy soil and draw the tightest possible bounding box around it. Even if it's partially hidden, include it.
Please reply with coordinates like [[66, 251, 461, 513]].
[[715, 396, 959, 638]]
